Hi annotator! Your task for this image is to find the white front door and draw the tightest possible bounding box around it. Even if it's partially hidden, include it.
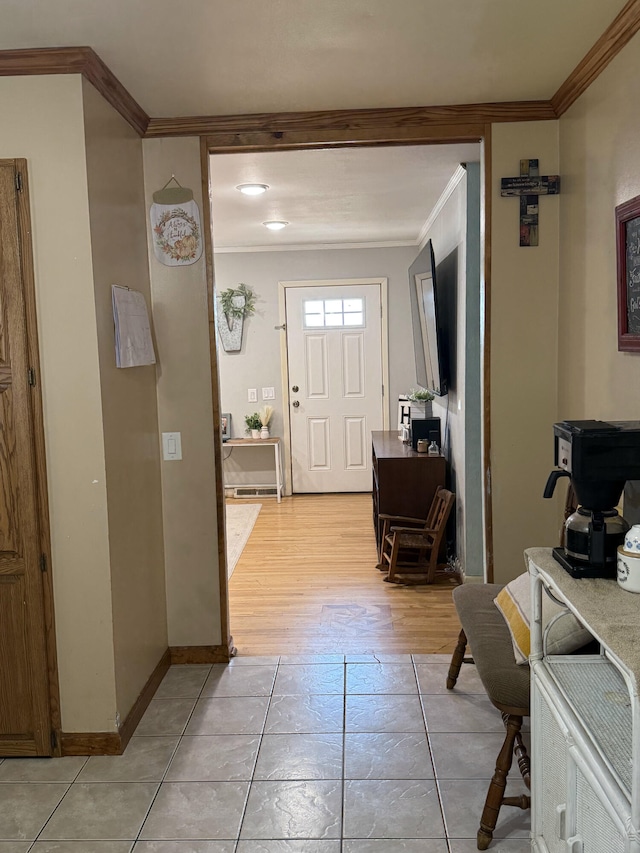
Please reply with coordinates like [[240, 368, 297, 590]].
[[285, 282, 384, 493]]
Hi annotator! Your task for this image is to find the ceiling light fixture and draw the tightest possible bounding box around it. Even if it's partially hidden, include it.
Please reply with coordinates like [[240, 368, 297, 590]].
[[236, 183, 269, 196], [263, 220, 289, 231]]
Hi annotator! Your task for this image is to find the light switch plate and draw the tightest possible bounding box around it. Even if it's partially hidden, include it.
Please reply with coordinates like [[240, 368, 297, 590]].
[[248, 388, 258, 403], [162, 432, 182, 461], [262, 387, 275, 400]]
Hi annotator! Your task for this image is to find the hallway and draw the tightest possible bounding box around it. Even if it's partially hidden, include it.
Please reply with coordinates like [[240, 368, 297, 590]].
[[0, 656, 530, 849]]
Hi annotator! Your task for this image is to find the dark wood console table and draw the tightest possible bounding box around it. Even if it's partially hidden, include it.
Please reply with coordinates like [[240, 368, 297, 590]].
[[371, 430, 447, 551]]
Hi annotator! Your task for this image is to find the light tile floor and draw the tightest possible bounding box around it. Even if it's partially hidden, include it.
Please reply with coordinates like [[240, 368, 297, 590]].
[[0, 655, 531, 852]]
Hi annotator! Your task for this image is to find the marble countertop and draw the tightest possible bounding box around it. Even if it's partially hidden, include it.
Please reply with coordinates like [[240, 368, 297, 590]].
[[526, 546, 640, 685]]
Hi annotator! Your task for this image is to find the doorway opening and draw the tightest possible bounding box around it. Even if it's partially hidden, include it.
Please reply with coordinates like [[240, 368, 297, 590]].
[[204, 138, 489, 655]]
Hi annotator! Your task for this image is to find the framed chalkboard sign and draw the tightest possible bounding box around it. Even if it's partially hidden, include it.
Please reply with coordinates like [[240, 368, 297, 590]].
[[616, 195, 640, 351]]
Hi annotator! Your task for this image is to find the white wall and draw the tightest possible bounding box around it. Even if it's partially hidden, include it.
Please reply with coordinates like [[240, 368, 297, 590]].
[[214, 245, 418, 485]]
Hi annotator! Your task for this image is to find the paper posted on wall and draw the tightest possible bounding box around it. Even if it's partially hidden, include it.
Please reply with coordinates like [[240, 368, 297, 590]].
[[112, 286, 156, 368]]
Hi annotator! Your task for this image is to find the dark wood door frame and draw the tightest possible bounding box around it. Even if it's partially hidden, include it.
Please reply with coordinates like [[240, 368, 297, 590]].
[[200, 122, 495, 652], [19, 162, 61, 751], [0, 159, 60, 754]]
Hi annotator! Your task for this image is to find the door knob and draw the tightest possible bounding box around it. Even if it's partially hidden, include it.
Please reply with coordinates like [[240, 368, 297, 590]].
[[292, 400, 300, 408], [292, 385, 299, 392]]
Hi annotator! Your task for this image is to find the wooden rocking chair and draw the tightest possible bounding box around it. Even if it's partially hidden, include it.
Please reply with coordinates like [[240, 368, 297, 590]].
[[376, 487, 455, 584]]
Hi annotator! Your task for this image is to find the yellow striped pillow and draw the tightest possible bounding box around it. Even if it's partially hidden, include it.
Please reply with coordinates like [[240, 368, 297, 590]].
[[494, 573, 592, 665]]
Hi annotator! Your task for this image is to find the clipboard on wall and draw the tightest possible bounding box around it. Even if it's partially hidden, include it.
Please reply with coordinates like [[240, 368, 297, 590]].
[[112, 285, 156, 368]]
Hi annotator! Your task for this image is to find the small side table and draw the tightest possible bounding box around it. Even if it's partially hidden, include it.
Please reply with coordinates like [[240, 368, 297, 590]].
[[224, 437, 283, 502]]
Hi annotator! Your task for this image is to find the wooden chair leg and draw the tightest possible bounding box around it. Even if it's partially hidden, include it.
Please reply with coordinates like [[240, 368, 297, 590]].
[[383, 534, 402, 583], [477, 714, 529, 850], [426, 548, 438, 584], [376, 537, 388, 570], [513, 729, 531, 788], [376, 518, 390, 568], [446, 629, 467, 689]]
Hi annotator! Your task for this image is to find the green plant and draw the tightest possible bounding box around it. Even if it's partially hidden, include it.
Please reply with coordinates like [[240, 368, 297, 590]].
[[219, 283, 256, 321], [245, 412, 262, 432], [406, 387, 435, 403]]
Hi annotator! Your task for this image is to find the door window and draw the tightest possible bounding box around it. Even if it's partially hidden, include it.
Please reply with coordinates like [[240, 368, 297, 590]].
[[303, 297, 364, 329]]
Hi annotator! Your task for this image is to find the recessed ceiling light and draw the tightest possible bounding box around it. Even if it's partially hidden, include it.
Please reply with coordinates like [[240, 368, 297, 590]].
[[263, 220, 289, 231], [236, 183, 269, 196]]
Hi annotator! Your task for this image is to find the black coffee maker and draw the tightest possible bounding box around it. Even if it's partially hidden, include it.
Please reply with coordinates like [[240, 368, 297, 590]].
[[544, 420, 640, 578]]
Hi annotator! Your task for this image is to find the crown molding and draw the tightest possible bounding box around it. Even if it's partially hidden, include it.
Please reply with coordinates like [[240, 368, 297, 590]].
[[551, 0, 640, 116], [1, 0, 639, 145], [0, 47, 149, 136], [417, 164, 468, 250], [147, 101, 555, 141]]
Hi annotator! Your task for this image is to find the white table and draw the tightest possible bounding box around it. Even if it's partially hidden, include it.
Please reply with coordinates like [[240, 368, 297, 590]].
[[224, 437, 283, 502]]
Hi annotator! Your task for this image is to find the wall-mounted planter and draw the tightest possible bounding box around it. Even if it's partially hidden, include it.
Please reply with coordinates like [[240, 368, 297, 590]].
[[216, 284, 256, 353], [217, 295, 245, 352]]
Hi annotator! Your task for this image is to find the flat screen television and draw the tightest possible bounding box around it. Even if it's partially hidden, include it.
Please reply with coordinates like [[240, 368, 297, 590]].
[[408, 239, 448, 396]]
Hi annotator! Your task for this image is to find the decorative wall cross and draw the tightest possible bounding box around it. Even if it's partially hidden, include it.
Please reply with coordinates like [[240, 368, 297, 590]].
[[501, 159, 561, 246]]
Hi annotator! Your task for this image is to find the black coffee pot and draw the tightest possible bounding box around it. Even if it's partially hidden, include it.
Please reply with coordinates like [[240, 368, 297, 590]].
[[544, 420, 640, 578], [544, 468, 627, 573]]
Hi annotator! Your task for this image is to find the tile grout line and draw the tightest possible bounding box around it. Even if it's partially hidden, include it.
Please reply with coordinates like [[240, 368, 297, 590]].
[[413, 654, 453, 852], [233, 657, 280, 845], [133, 659, 280, 846], [341, 658, 348, 848], [131, 663, 213, 847], [29, 747, 93, 844]]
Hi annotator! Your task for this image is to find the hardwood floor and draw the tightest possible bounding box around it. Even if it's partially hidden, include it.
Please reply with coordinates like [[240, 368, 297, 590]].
[[227, 493, 461, 656]]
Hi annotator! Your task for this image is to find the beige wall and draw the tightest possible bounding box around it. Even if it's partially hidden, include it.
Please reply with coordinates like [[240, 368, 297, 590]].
[[142, 137, 221, 647], [490, 121, 562, 584], [0, 76, 221, 731], [491, 39, 640, 583], [558, 35, 640, 420], [82, 80, 167, 721], [0, 75, 117, 731]]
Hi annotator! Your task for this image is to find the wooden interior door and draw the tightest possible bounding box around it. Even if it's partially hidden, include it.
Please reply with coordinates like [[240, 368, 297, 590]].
[[0, 161, 54, 756]]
